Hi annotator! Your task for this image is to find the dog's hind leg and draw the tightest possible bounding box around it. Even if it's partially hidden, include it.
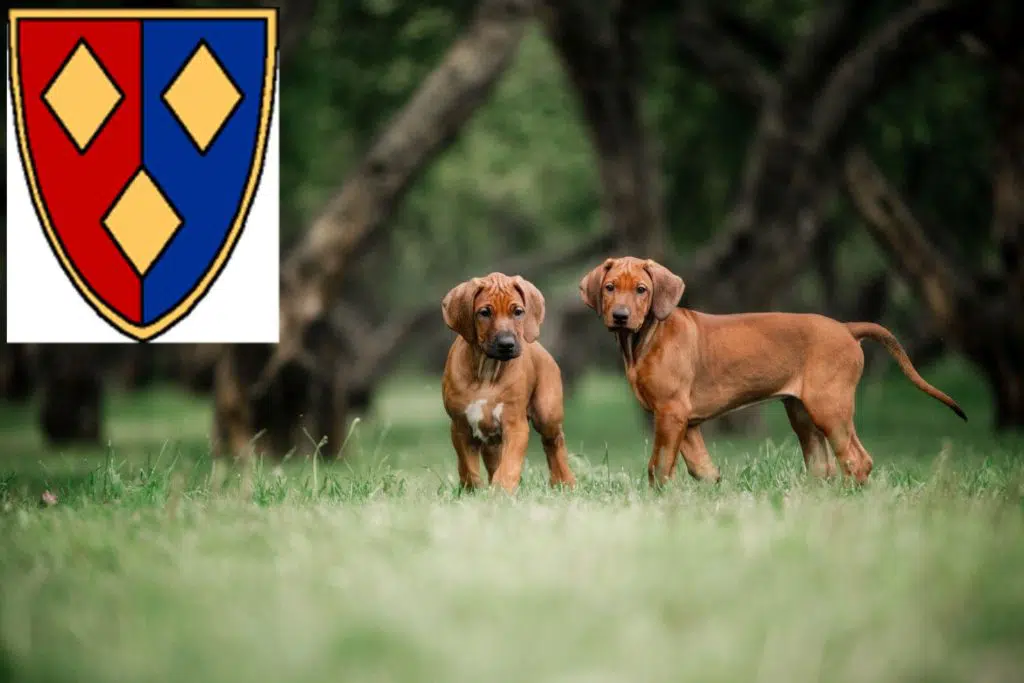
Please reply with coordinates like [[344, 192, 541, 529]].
[[802, 400, 871, 484], [801, 342, 872, 483], [783, 397, 836, 479], [822, 422, 871, 483], [678, 426, 721, 482], [851, 431, 874, 480]]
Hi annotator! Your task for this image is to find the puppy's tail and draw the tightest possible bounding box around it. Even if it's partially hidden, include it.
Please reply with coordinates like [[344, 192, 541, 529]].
[[845, 322, 967, 422]]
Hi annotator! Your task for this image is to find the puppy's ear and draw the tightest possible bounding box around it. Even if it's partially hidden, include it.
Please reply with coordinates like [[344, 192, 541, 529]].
[[579, 258, 615, 311], [442, 278, 482, 342], [644, 259, 685, 320], [512, 276, 545, 343]]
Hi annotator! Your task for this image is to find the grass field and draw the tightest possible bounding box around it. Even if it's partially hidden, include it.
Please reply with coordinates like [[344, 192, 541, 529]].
[[1, 359, 1023, 683]]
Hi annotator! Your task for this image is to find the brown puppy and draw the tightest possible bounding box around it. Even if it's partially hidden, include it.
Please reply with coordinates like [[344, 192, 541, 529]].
[[579, 256, 966, 486], [441, 272, 576, 492]]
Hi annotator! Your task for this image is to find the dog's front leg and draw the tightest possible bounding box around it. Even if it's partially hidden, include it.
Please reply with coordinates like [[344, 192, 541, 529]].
[[451, 422, 483, 491], [648, 408, 688, 488], [539, 426, 576, 489], [491, 420, 530, 492]]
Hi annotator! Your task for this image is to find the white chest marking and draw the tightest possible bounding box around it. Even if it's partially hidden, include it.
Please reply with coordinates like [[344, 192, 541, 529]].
[[465, 399, 487, 441], [465, 399, 504, 442]]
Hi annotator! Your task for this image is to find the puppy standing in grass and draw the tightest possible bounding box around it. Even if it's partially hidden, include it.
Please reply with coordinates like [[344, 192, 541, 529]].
[[441, 273, 576, 492], [579, 256, 967, 487]]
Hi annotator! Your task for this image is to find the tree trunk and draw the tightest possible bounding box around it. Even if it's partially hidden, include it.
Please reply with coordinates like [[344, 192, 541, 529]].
[[994, 372, 1024, 430], [0, 344, 36, 403], [176, 344, 220, 395], [981, 42, 1024, 429], [38, 346, 103, 445], [977, 343, 1024, 430], [105, 345, 157, 392], [214, 343, 311, 458], [542, 0, 667, 259]]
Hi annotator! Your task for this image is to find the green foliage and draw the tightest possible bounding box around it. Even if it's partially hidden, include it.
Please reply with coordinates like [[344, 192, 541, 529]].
[[644, 41, 757, 249], [21, 0, 1001, 297], [386, 27, 601, 302], [279, 1, 477, 241], [280, 6, 602, 301], [641, 0, 998, 267], [863, 50, 995, 263]]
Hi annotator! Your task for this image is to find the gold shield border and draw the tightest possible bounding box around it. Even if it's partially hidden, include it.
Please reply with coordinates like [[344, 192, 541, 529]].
[[7, 8, 278, 342]]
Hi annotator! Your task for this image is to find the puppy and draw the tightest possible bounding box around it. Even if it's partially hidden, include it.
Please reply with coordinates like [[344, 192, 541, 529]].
[[579, 256, 966, 486], [441, 272, 576, 492]]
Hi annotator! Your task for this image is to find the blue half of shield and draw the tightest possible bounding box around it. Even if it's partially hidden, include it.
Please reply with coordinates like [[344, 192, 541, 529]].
[[141, 18, 269, 325]]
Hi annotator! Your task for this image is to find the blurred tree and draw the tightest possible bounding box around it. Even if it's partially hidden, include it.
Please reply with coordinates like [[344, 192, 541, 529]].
[[844, 0, 1024, 429], [215, 0, 541, 458], [670, 0, 971, 312], [542, 0, 667, 260], [36, 346, 104, 445]]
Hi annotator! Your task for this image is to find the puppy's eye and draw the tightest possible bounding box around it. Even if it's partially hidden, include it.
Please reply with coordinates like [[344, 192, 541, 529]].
[[477, 307, 492, 318], [604, 283, 615, 292], [636, 285, 648, 295], [513, 308, 525, 318]]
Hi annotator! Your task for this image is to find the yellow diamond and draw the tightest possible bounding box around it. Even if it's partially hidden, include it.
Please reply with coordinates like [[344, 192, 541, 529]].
[[43, 41, 123, 152], [162, 43, 242, 153], [103, 170, 183, 275]]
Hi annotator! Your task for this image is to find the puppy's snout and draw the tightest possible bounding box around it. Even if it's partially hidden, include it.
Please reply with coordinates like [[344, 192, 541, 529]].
[[612, 307, 630, 325], [495, 333, 518, 355]]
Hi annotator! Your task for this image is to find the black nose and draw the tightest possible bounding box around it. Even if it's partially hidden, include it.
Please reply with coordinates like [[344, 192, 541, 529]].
[[612, 307, 630, 324], [496, 335, 516, 352]]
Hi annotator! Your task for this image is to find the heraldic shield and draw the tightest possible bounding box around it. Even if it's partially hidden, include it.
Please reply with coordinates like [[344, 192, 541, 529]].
[[8, 9, 278, 341]]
